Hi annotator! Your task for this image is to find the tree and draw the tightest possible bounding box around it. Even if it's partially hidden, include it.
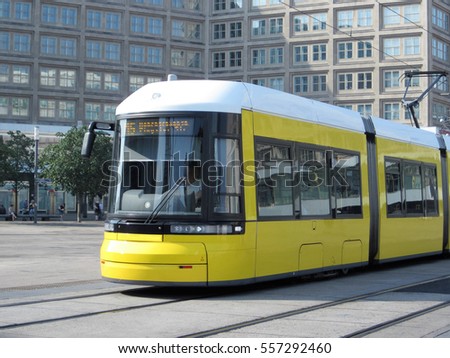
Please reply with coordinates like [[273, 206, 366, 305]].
[[0, 131, 35, 210], [40, 126, 112, 222]]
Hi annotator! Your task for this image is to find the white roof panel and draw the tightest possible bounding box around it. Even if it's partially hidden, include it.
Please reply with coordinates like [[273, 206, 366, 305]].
[[116, 80, 365, 133], [371, 116, 441, 149], [115, 79, 443, 149]]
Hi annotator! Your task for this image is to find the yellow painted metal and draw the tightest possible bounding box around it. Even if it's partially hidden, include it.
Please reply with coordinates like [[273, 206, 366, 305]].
[[101, 239, 207, 264], [256, 219, 369, 276], [299, 243, 323, 271], [376, 137, 444, 260], [242, 110, 257, 221], [101, 260, 207, 284], [104, 231, 163, 242], [252, 111, 370, 276]]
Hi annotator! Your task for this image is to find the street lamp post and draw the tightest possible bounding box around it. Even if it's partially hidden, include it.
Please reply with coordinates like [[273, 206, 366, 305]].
[[34, 126, 39, 224]]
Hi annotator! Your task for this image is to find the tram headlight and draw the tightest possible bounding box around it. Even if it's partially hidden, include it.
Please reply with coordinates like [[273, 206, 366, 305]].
[[169, 224, 237, 234], [104, 220, 119, 232]]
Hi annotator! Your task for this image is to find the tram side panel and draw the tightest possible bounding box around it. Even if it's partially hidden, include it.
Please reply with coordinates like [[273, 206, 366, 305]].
[[252, 111, 371, 280], [376, 137, 444, 262]]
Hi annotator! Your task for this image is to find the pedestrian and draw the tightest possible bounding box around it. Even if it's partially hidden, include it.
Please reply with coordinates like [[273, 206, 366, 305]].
[[8, 204, 16, 221], [58, 202, 65, 221], [28, 200, 35, 219], [0, 204, 6, 215], [94, 202, 101, 221]]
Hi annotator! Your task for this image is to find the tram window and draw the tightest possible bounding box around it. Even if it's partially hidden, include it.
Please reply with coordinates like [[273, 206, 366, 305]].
[[385, 158, 437, 217], [295, 148, 330, 217], [332, 151, 362, 216], [212, 138, 241, 214], [256, 143, 294, 217], [423, 165, 438, 216], [403, 162, 423, 215], [385, 160, 402, 215]]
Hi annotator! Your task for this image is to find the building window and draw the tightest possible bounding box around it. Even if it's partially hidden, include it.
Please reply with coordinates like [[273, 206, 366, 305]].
[[432, 6, 449, 31], [41, 36, 76, 58], [213, 52, 226, 68], [383, 4, 420, 27], [172, 0, 201, 11], [312, 75, 326, 92], [59, 100, 76, 120], [85, 102, 101, 121], [294, 74, 327, 94], [14, 2, 31, 21], [214, 23, 226, 40], [214, 0, 242, 11], [312, 44, 326, 61], [337, 10, 353, 28], [357, 104, 372, 117], [86, 71, 121, 91], [230, 22, 242, 38], [404, 37, 420, 55], [294, 45, 308, 63], [253, 17, 283, 37], [358, 41, 372, 58], [338, 73, 353, 91], [130, 15, 163, 36], [39, 99, 56, 118], [86, 40, 121, 62], [129, 75, 161, 92], [172, 20, 201, 41], [13, 33, 30, 53], [39, 67, 77, 89], [252, 48, 266, 65], [383, 38, 400, 57], [87, 9, 121, 32], [0, 63, 30, 85], [269, 47, 283, 64], [132, 0, 163, 6], [432, 38, 448, 61], [229, 50, 242, 67], [357, 72, 372, 90], [269, 18, 283, 34], [384, 70, 400, 89], [338, 42, 353, 59], [171, 49, 202, 69], [85, 102, 116, 121], [41, 4, 77, 26], [338, 8, 372, 28], [0, 0, 10, 18], [294, 75, 308, 93], [252, 19, 266, 36], [384, 102, 400, 120], [252, 77, 284, 91]]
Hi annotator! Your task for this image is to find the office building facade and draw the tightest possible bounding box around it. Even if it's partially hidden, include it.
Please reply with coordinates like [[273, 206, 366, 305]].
[[1, 0, 450, 141]]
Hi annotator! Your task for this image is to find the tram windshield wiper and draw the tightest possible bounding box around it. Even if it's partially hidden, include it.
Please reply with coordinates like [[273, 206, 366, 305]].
[[145, 176, 186, 224]]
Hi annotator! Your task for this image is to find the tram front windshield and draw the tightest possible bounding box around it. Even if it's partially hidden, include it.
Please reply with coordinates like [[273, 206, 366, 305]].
[[109, 115, 242, 220]]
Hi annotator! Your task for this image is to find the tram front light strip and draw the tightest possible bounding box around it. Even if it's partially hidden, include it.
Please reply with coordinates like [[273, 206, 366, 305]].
[[104, 220, 243, 234], [170, 224, 242, 234]]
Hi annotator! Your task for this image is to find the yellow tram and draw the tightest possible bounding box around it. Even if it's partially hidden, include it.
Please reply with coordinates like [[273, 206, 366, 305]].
[[82, 79, 449, 286]]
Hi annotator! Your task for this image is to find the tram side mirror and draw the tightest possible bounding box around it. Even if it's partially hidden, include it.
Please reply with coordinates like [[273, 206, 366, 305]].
[[81, 131, 96, 158]]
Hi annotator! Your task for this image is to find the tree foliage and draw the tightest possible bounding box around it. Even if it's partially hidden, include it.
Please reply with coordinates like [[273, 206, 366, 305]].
[[0, 131, 35, 209], [40, 127, 112, 221]]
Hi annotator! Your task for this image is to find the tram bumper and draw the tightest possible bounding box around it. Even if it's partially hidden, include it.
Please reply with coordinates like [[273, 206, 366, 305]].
[[100, 234, 207, 285]]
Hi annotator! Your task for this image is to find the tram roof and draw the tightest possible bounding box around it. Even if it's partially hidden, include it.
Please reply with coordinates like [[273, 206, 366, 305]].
[[116, 79, 441, 149]]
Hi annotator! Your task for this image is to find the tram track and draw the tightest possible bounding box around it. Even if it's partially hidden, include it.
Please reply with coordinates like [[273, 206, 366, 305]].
[[0, 281, 235, 333], [180, 274, 450, 338], [0, 273, 449, 337]]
